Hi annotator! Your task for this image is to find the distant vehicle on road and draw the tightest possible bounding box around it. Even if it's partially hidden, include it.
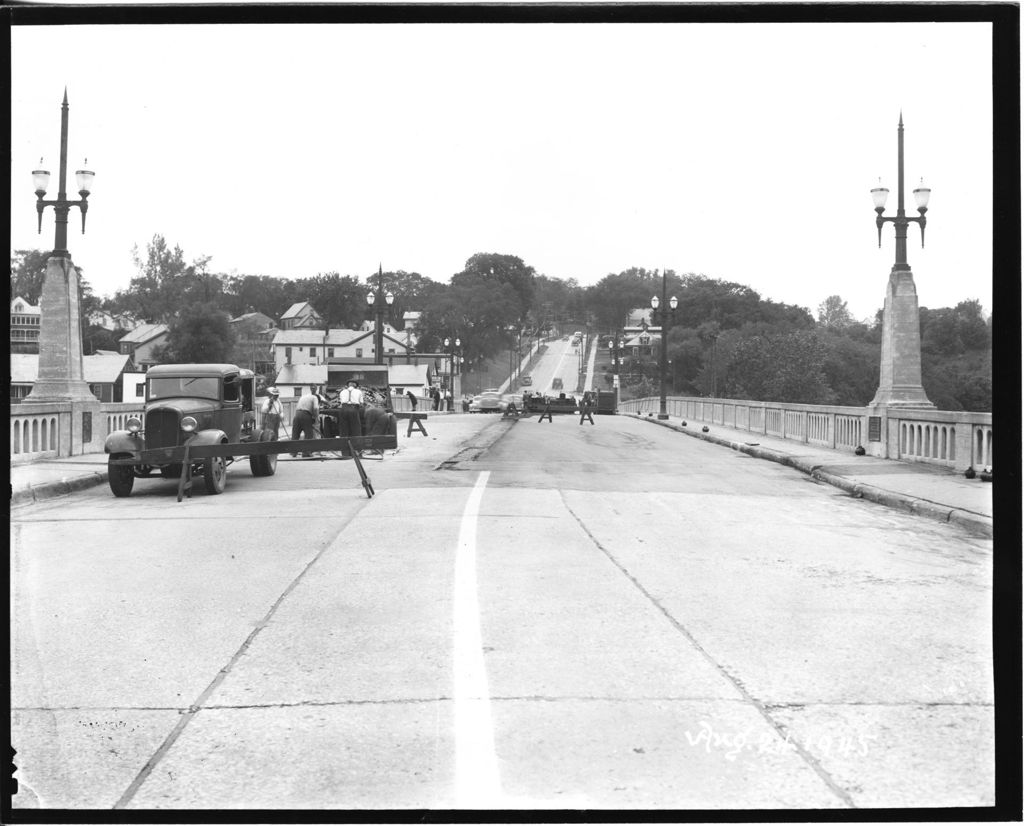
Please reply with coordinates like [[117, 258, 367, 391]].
[[552, 377, 563, 391], [469, 391, 504, 413], [520, 375, 532, 386]]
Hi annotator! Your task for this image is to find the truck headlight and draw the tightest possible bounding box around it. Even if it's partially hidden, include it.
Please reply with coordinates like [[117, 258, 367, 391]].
[[126, 417, 143, 433], [181, 416, 198, 433]]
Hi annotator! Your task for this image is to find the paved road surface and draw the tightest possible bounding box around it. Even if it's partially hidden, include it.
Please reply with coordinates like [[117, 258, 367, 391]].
[[10, 411, 993, 810], [520, 336, 583, 397]]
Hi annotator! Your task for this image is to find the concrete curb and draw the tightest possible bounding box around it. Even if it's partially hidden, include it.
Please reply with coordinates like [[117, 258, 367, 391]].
[[626, 413, 993, 538], [11, 470, 109, 508]]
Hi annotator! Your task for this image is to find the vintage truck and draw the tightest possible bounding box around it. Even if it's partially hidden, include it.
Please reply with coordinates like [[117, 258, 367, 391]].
[[103, 363, 277, 497]]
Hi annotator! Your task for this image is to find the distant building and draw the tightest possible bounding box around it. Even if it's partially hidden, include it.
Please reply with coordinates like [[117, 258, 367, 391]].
[[118, 323, 169, 370], [621, 308, 661, 358], [11, 353, 144, 404], [10, 296, 41, 354], [387, 363, 433, 394], [229, 311, 277, 375], [270, 326, 412, 372], [272, 361, 435, 399], [272, 363, 329, 398], [87, 308, 142, 332], [279, 301, 323, 330]]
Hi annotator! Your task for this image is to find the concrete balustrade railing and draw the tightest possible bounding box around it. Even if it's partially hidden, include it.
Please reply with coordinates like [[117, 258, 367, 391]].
[[10, 410, 61, 460], [10, 401, 147, 464], [618, 395, 991, 472]]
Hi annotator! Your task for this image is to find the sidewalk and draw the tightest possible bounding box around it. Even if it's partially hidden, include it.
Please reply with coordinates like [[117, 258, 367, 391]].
[[10, 414, 994, 537], [626, 413, 993, 538]]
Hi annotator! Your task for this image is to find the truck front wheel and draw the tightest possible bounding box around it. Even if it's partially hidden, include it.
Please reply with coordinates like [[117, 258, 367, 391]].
[[108, 454, 135, 497], [204, 455, 227, 494]]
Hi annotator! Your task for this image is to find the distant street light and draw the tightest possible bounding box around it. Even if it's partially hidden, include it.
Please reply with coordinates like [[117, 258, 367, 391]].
[[33, 89, 94, 257], [650, 272, 679, 420], [366, 264, 395, 365], [444, 335, 461, 405]]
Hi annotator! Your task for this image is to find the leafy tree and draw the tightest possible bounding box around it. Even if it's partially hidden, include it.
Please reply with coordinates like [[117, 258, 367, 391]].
[[156, 303, 236, 364], [221, 274, 297, 321], [10, 249, 51, 303], [819, 330, 879, 406], [83, 324, 128, 355], [454, 253, 537, 322], [817, 295, 854, 330], [295, 272, 366, 329], [361, 268, 443, 334], [585, 268, 676, 331], [720, 331, 836, 404], [417, 277, 521, 363], [531, 274, 585, 332], [114, 235, 217, 323]]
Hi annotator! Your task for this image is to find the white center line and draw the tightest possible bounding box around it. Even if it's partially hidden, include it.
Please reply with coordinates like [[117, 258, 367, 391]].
[[452, 471, 502, 807]]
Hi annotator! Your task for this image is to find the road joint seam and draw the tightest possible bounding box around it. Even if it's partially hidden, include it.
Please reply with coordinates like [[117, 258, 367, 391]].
[[559, 491, 859, 809], [111, 497, 374, 809]]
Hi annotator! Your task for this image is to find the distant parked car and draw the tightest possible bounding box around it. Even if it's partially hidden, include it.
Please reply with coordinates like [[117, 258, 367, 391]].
[[469, 391, 503, 413], [520, 375, 532, 386]]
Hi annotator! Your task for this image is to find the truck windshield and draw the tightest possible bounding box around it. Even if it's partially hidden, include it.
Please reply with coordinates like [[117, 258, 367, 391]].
[[148, 376, 220, 401]]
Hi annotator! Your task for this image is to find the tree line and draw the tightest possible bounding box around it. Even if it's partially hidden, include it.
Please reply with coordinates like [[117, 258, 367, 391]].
[[10, 236, 991, 411]]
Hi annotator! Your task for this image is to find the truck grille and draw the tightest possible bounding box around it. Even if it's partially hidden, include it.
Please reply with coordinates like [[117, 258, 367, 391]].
[[145, 408, 181, 450]]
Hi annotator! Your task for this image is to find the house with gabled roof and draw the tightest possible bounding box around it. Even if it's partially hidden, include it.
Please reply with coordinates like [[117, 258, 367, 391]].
[[280, 301, 323, 330], [620, 309, 662, 358], [118, 323, 169, 370]]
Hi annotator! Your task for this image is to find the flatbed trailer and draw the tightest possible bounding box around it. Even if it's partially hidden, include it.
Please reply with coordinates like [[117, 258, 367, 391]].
[[109, 433, 398, 501]]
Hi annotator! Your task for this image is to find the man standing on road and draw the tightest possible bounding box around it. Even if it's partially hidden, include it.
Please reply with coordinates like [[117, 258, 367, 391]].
[[261, 386, 283, 439], [292, 388, 320, 457], [338, 378, 364, 440], [579, 391, 595, 426]]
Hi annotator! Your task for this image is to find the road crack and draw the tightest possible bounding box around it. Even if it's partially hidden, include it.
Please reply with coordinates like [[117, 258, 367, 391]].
[[559, 491, 859, 809], [111, 496, 374, 809]]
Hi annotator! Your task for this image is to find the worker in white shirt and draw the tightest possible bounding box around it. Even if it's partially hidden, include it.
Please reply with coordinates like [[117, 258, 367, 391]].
[[260, 386, 283, 439], [337, 378, 364, 440]]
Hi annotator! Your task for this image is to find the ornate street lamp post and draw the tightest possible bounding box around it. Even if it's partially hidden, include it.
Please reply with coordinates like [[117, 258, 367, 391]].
[[365, 264, 394, 365], [871, 114, 931, 266], [868, 114, 934, 408], [650, 272, 678, 420], [24, 89, 101, 421], [608, 338, 623, 375], [33, 90, 95, 257], [444, 336, 461, 407]]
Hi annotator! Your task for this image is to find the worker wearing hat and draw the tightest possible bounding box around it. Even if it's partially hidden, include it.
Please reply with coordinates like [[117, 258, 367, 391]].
[[337, 378, 364, 442], [260, 386, 283, 440]]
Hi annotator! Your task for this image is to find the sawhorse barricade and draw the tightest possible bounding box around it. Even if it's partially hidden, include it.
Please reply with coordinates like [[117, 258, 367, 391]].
[[132, 434, 399, 502], [395, 411, 429, 437], [534, 404, 595, 424]]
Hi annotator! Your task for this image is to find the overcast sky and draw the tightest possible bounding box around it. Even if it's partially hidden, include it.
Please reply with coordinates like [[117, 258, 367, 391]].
[[11, 20, 993, 322]]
